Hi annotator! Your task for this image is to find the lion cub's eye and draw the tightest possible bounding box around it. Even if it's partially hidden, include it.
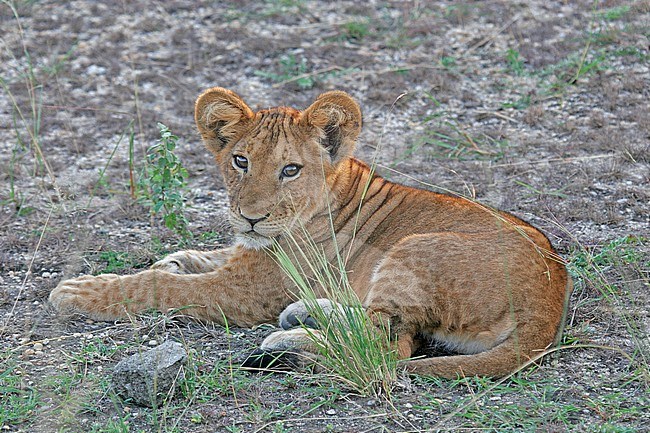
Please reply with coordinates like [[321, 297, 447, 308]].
[[233, 155, 249, 171], [281, 164, 301, 179]]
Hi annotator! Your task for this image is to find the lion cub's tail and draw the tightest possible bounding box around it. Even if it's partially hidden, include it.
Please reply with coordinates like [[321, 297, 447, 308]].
[[405, 339, 531, 378]]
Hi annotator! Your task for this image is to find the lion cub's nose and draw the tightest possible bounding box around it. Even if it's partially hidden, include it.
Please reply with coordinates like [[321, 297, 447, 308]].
[[240, 212, 269, 227]]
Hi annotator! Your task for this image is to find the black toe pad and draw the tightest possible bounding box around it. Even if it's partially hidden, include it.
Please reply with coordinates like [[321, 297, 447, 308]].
[[240, 349, 302, 371]]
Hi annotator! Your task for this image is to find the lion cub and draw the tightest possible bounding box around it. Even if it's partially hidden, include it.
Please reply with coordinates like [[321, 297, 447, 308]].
[[50, 87, 571, 377]]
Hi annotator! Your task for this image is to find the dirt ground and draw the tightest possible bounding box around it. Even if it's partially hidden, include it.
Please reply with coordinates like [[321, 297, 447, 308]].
[[1, 1, 649, 432]]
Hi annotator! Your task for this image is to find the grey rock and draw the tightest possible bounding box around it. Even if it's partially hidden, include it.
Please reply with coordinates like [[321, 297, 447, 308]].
[[112, 340, 187, 407]]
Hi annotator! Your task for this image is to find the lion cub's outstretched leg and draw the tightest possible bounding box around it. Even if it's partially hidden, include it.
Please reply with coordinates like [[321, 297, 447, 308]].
[[50, 247, 289, 326], [151, 247, 235, 274]]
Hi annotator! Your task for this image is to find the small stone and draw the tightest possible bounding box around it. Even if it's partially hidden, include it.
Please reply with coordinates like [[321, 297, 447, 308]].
[[325, 409, 336, 415], [23, 349, 35, 357], [42, 272, 51, 278], [33, 342, 44, 351], [112, 341, 187, 407], [147, 339, 158, 346], [404, 403, 413, 409], [86, 64, 106, 75]]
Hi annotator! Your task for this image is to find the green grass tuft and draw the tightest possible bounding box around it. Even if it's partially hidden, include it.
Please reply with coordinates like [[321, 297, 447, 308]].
[[271, 228, 399, 399], [0, 354, 40, 428]]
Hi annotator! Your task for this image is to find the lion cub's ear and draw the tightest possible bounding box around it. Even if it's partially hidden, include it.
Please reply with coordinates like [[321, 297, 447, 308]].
[[300, 91, 362, 162], [195, 87, 254, 154]]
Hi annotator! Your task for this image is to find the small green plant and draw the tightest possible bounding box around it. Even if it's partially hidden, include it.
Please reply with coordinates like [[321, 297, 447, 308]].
[[597, 5, 630, 21], [505, 48, 525, 76], [439, 55, 457, 68], [570, 236, 645, 272], [444, 3, 473, 24], [501, 94, 531, 110], [534, 4, 618, 95], [89, 417, 131, 433], [255, 54, 315, 89], [341, 20, 370, 42], [536, 47, 608, 94], [96, 251, 134, 274], [2, 143, 34, 216], [612, 46, 649, 61], [260, 0, 306, 17], [514, 179, 569, 199], [182, 358, 253, 403], [139, 123, 191, 238]]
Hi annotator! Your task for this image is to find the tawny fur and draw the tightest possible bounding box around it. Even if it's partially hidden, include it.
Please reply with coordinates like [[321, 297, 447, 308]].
[[50, 87, 571, 378]]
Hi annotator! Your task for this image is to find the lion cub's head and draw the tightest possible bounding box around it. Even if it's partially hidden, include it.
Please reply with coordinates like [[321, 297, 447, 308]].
[[194, 87, 362, 249]]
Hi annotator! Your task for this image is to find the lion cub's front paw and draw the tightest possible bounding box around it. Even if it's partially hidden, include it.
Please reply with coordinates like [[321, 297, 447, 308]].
[[150, 256, 183, 273], [278, 298, 346, 330], [49, 274, 125, 320], [150, 251, 202, 274]]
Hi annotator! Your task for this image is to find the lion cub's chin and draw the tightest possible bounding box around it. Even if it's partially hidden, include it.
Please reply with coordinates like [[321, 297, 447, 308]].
[[235, 233, 275, 250]]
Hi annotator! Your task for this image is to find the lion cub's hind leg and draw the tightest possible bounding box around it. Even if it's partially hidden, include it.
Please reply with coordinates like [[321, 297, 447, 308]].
[[363, 232, 531, 378], [151, 247, 235, 274]]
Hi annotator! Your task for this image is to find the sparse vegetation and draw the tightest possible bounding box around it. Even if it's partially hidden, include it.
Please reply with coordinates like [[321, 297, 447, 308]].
[[255, 54, 359, 90], [412, 92, 509, 162], [0, 0, 67, 210], [568, 236, 650, 380]]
